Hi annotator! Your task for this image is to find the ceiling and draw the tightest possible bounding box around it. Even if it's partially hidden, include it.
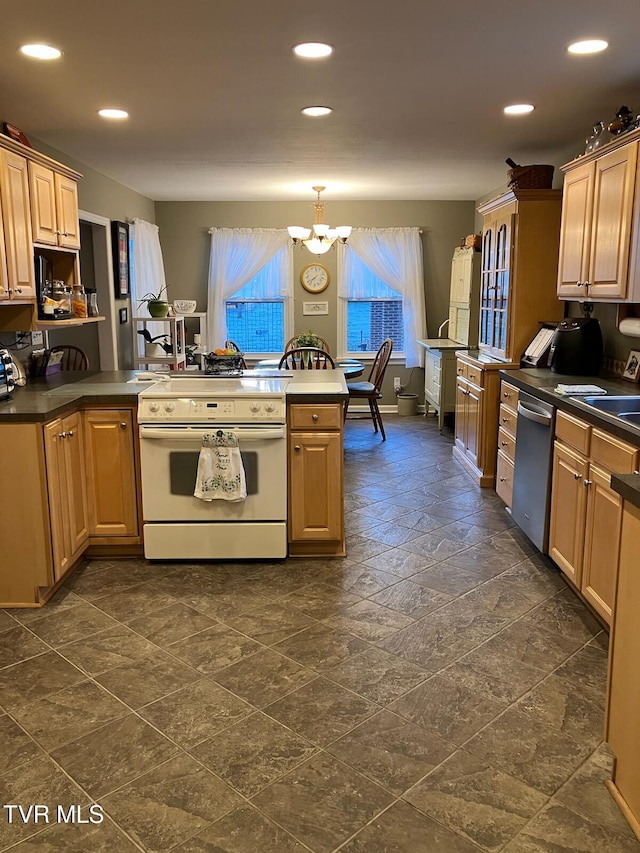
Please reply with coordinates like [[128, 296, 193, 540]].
[[1, 0, 639, 203]]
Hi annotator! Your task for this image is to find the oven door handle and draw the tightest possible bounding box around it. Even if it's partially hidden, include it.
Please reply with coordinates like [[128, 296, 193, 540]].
[[139, 426, 286, 441]]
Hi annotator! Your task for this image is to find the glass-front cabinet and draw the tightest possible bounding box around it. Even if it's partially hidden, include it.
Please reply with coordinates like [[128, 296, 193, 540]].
[[479, 205, 514, 359], [477, 189, 563, 365]]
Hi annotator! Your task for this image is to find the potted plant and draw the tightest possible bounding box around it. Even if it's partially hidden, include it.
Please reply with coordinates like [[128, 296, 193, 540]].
[[138, 285, 169, 318], [137, 329, 174, 357], [293, 330, 322, 348]]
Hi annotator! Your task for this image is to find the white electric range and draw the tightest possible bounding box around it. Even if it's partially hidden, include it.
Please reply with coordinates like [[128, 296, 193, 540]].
[[137, 376, 290, 560]]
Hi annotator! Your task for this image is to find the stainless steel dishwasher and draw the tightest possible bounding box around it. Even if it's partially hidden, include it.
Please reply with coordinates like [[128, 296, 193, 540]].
[[511, 391, 556, 553]]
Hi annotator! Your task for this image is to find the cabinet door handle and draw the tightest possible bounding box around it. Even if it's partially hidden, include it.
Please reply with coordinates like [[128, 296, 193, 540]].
[[499, 476, 506, 482], [120, 422, 127, 429], [501, 417, 509, 423], [312, 413, 319, 421], [58, 432, 67, 439], [503, 391, 510, 398], [294, 445, 301, 451], [584, 281, 591, 288], [583, 479, 592, 487], [574, 472, 581, 480], [15, 287, 22, 294], [67, 430, 74, 437], [576, 281, 584, 288], [500, 441, 508, 447], [55, 230, 61, 236]]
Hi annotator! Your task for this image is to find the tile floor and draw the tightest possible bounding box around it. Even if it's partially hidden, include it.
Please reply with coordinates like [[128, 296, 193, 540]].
[[1, 414, 639, 852]]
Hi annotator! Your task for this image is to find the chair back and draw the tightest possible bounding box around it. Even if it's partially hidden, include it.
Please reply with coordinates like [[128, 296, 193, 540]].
[[285, 335, 331, 354], [368, 339, 393, 391], [223, 340, 247, 370], [46, 345, 90, 372], [278, 348, 335, 370]]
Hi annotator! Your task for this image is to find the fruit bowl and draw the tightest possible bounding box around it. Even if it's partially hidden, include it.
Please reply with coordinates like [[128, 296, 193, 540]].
[[204, 351, 246, 375], [173, 300, 197, 314]]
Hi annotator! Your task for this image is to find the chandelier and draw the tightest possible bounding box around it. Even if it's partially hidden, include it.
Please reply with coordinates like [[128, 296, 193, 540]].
[[288, 186, 351, 255]]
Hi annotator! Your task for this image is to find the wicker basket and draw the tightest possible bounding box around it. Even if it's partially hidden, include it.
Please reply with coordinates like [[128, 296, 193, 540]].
[[204, 352, 245, 375], [507, 164, 554, 190]]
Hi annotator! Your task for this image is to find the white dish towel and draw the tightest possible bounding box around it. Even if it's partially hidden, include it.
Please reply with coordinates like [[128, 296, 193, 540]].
[[194, 431, 247, 502]]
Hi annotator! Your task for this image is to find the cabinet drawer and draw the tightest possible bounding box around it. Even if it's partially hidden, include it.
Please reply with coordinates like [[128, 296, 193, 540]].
[[497, 427, 516, 462], [496, 451, 514, 506], [455, 360, 467, 380], [499, 403, 518, 437], [591, 429, 639, 474], [556, 410, 591, 455], [466, 365, 484, 387], [289, 404, 342, 430], [500, 381, 519, 407]]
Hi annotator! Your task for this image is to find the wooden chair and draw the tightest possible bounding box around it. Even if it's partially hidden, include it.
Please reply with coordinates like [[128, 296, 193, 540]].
[[285, 335, 331, 354], [224, 340, 247, 369], [45, 345, 90, 373], [344, 339, 393, 440], [278, 347, 335, 370]]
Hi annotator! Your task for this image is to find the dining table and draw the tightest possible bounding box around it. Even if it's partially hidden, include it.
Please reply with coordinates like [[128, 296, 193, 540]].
[[253, 358, 365, 379]]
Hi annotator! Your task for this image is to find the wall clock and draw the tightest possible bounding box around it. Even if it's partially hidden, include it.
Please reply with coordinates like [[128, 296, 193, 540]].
[[300, 262, 330, 294]]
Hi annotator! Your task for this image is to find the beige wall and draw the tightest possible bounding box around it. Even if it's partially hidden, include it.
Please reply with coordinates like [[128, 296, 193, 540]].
[[155, 199, 476, 398]]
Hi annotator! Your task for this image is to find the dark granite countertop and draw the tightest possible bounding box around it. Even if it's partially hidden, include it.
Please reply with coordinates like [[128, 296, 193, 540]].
[[498, 367, 640, 448], [0, 371, 147, 422], [0, 369, 348, 423], [610, 474, 640, 509]]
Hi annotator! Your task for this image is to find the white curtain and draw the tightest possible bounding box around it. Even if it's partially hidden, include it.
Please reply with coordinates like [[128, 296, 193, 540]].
[[338, 227, 426, 368], [130, 218, 168, 343], [130, 219, 166, 305], [207, 228, 292, 351]]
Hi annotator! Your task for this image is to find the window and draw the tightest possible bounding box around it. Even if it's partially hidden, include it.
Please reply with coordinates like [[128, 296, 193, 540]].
[[342, 254, 403, 355], [223, 247, 291, 354], [225, 297, 284, 353]]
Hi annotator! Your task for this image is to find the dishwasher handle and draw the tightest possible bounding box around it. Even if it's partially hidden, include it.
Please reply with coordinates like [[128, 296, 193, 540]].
[[517, 401, 553, 426]]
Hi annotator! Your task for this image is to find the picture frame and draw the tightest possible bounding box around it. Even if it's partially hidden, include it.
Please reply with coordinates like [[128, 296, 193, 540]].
[[622, 349, 640, 382], [2, 122, 32, 148], [111, 221, 130, 298], [302, 301, 329, 316]]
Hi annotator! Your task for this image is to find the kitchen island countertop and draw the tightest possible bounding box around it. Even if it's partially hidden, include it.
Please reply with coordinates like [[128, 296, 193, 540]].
[[0, 369, 348, 422]]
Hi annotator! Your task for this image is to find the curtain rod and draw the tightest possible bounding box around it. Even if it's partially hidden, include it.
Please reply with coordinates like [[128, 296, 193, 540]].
[[209, 227, 424, 234]]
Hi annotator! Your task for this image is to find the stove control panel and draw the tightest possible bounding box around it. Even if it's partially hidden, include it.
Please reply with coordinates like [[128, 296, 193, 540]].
[[138, 396, 285, 423]]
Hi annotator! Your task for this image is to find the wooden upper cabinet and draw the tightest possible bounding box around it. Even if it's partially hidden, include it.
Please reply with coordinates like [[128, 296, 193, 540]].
[[477, 190, 563, 364], [558, 135, 639, 301], [29, 162, 80, 250], [0, 187, 8, 299], [0, 149, 35, 300]]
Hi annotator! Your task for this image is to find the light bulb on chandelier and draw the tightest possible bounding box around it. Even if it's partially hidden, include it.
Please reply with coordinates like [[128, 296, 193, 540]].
[[288, 186, 351, 255]]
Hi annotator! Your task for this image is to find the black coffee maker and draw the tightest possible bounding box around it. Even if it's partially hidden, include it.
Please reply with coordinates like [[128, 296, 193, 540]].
[[548, 305, 603, 375]]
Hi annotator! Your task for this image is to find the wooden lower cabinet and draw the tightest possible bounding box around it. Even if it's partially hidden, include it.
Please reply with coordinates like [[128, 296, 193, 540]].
[[288, 403, 344, 556], [43, 411, 89, 582], [453, 354, 517, 487], [83, 408, 140, 540], [606, 499, 640, 839], [548, 413, 638, 625], [495, 381, 519, 508]]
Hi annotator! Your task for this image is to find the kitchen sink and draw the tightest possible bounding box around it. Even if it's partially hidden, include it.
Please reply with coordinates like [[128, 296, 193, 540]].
[[581, 396, 640, 414], [618, 412, 640, 424]]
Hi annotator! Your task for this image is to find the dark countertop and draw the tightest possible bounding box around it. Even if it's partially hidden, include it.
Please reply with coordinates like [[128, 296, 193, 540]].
[[499, 367, 640, 448], [0, 371, 143, 422], [610, 474, 640, 509], [0, 369, 348, 423]]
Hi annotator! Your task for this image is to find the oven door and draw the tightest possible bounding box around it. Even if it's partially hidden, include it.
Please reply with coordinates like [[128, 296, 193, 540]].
[[139, 424, 287, 522]]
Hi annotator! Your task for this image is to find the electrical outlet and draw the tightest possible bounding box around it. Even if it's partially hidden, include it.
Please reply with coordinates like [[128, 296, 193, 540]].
[[31, 331, 44, 347], [393, 376, 402, 392]]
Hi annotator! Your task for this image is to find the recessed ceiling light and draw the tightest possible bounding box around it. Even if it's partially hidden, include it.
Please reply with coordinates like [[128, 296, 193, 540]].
[[301, 106, 332, 117], [504, 103, 535, 115], [98, 108, 129, 119], [293, 42, 333, 58], [567, 39, 608, 55], [20, 44, 61, 60]]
